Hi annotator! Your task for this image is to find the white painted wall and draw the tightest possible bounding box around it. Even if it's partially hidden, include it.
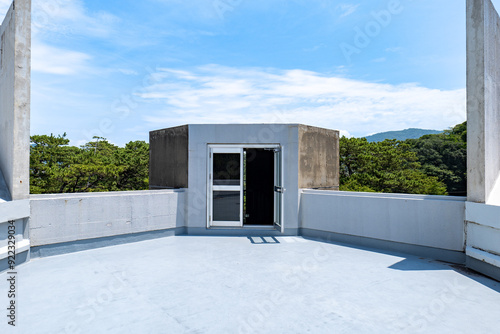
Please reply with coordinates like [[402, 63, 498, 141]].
[[186, 124, 300, 233], [0, 199, 30, 262], [466, 202, 500, 266], [300, 190, 466, 251], [30, 190, 186, 246]]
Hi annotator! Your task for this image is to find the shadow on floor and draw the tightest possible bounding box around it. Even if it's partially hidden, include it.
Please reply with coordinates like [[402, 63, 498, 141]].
[[247, 236, 280, 244], [388, 258, 452, 271], [388, 256, 500, 293], [302, 235, 500, 292]]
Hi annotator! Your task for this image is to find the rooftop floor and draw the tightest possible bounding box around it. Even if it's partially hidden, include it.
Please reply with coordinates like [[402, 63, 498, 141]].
[[2, 236, 500, 333]]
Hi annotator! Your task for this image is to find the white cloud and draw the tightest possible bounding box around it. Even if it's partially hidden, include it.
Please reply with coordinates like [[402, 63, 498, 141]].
[[117, 69, 139, 76], [32, 0, 119, 38], [386, 47, 403, 53], [338, 4, 360, 18], [139, 65, 466, 136], [0, 0, 117, 38], [151, 0, 235, 21], [339, 130, 353, 138], [26, 1, 117, 76], [32, 42, 91, 75]]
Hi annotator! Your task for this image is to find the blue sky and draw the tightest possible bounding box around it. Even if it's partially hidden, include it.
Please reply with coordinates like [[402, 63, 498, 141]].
[[1, 0, 494, 146]]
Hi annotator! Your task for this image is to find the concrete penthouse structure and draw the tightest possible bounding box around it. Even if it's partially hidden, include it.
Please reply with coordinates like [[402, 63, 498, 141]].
[[149, 124, 340, 235], [0, 0, 500, 333]]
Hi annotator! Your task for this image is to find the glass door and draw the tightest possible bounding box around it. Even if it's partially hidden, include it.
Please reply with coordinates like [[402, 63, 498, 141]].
[[209, 147, 244, 227]]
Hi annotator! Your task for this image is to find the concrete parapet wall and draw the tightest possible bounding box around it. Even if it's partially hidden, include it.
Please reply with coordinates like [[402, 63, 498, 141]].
[[30, 190, 186, 247], [300, 190, 466, 261]]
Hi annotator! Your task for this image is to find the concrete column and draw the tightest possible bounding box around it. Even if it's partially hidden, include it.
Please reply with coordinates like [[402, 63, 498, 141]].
[[0, 0, 31, 201], [467, 0, 500, 205], [466, 0, 500, 282]]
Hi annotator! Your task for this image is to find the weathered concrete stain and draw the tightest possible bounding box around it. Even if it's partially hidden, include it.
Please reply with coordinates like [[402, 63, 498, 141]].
[[298, 125, 339, 189], [149, 125, 189, 189]]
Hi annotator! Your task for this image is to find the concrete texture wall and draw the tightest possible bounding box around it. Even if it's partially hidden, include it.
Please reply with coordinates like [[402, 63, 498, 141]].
[[186, 124, 300, 234], [0, 0, 31, 200], [149, 125, 189, 189], [465, 0, 500, 282], [467, 0, 500, 205], [298, 125, 339, 189], [300, 190, 466, 262], [29, 190, 186, 246]]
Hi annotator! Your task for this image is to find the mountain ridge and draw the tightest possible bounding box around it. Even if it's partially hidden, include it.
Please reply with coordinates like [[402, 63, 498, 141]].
[[365, 128, 442, 142]]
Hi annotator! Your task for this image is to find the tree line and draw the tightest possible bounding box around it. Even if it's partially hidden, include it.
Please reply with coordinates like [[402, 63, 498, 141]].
[[30, 134, 149, 194], [340, 122, 467, 196], [30, 121, 466, 196]]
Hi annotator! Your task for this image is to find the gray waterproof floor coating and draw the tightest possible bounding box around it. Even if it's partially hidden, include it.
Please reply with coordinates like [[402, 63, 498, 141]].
[[2, 236, 500, 333]]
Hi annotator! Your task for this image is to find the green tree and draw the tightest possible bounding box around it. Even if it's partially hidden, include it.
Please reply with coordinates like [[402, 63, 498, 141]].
[[30, 133, 80, 193], [113, 140, 150, 190], [340, 137, 447, 195], [407, 122, 467, 196], [30, 134, 149, 194]]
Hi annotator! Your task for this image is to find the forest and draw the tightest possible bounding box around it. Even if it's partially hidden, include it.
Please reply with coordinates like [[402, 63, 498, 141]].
[[340, 122, 466, 196], [30, 122, 467, 196], [30, 134, 149, 194]]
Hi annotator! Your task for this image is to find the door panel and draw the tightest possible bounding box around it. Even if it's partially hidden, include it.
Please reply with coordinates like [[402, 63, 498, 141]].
[[274, 148, 284, 232], [209, 148, 243, 227], [207, 145, 282, 231], [213, 153, 241, 186], [244, 148, 274, 225], [213, 191, 240, 221]]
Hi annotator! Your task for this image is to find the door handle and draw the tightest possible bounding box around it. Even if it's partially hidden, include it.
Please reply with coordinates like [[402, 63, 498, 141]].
[[274, 186, 284, 193]]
